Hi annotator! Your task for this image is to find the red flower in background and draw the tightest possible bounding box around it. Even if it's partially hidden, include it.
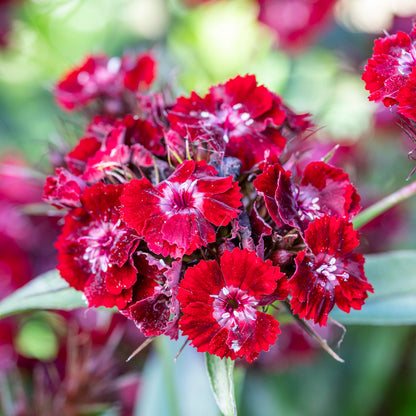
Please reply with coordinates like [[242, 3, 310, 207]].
[[55, 55, 119, 111], [54, 52, 157, 113], [363, 24, 416, 107], [121, 160, 242, 258], [178, 248, 289, 362], [258, 0, 337, 53], [289, 216, 373, 326], [56, 183, 139, 308], [168, 75, 287, 172]]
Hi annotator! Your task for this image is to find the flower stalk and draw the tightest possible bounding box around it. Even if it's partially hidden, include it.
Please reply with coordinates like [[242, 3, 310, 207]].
[[353, 180, 416, 230]]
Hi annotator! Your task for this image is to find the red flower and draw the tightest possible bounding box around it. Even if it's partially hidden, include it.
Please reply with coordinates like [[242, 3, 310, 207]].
[[257, 0, 337, 54], [362, 24, 416, 107], [121, 160, 242, 258], [54, 52, 157, 113], [56, 183, 139, 309], [288, 216, 373, 326], [168, 75, 287, 172], [121, 253, 182, 339], [55, 55, 119, 111], [177, 247, 289, 362], [254, 161, 360, 231]]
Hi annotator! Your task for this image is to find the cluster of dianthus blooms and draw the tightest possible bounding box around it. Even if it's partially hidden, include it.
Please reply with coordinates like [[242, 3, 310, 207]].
[[43, 51, 373, 362]]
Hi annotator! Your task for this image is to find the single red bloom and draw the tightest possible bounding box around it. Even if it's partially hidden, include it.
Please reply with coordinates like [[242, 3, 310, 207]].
[[121, 253, 182, 339], [121, 160, 242, 258], [54, 52, 157, 113], [288, 216, 373, 326], [257, 0, 337, 54], [168, 75, 287, 172], [177, 247, 289, 362], [43, 168, 86, 209], [54, 55, 119, 111], [56, 183, 139, 309], [254, 161, 360, 231], [362, 24, 416, 106]]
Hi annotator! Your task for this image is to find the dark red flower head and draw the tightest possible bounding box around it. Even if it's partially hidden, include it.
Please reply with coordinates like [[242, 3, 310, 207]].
[[56, 183, 140, 309], [168, 75, 287, 172], [177, 247, 289, 362], [121, 160, 242, 258], [254, 161, 360, 231], [288, 215, 373, 326], [362, 24, 416, 107], [55, 55, 119, 111]]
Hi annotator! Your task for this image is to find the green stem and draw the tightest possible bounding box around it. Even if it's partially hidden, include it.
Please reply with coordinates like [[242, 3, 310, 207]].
[[353, 180, 416, 230]]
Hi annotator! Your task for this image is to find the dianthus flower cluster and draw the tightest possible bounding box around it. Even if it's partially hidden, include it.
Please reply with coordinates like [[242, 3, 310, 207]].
[[44, 50, 373, 362]]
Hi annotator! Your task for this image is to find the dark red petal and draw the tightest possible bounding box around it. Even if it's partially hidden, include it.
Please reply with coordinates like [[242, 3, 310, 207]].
[[105, 262, 138, 295], [66, 137, 101, 176], [253, 163, 285, 226], [220, 248, 284, 297], [305, 215, 359, 256], [127, 293, 171, 337], [177, 259, 223, 307], [235, 311, 280, 362], [122, 53, 157, 92], [211, 75, 274, 119], [121, 178, 163, 234], [84, 274, 132, 309], [179, 302, 223, 353]]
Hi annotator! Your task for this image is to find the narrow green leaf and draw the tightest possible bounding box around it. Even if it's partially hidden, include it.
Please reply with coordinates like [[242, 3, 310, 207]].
[[330, 250, 416, 325], [0, 269, 86, 319], [205, 353, 237, 416]]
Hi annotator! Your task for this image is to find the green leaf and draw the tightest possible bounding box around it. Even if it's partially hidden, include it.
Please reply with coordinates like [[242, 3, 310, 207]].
[[0, 269, 86, 319], [330, 250, 416, 325], [205, 353, 237, 416]]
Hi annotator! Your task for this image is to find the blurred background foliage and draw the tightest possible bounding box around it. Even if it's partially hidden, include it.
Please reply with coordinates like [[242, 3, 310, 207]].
[[1, 0, 416, 415]]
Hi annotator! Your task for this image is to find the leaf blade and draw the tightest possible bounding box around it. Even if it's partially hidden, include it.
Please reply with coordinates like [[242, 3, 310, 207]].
[[330, 250, 416, 325], [205, 353, 237, 416], [0, 269, 86, 318]]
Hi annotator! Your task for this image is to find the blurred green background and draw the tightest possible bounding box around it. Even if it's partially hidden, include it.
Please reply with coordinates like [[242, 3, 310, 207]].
[[0, 0, 416, 415]]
